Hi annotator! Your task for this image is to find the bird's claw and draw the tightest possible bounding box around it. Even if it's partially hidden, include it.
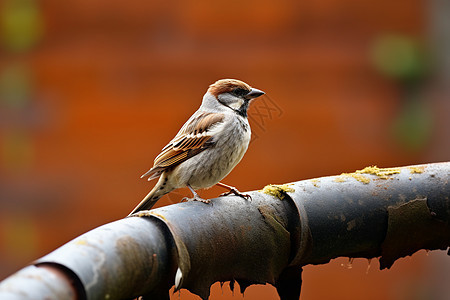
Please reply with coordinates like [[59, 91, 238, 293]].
[[220, 188, 252, 201]]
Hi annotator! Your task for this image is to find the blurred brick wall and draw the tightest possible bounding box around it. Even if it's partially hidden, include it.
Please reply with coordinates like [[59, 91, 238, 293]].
[[1, 0, 448, 299]]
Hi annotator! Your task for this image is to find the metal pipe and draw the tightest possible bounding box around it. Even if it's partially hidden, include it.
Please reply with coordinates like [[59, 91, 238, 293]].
[[0, 162, 448, 300]]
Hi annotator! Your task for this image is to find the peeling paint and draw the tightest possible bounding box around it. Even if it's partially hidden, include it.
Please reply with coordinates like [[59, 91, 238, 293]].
[[380, 197, 450, 269]]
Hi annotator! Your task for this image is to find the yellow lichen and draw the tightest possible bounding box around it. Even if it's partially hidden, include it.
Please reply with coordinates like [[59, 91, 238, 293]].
[[347, 173, 371, 184], [339, 165, 401, 184], [75, 239, 88, 246], [356, 166, 401, 179], [146, 212, 168, 221], [310, 179, 320, 187], [262, 184, 295, 200], [333, 177, 347, 183], [409, 166, 425, 174]]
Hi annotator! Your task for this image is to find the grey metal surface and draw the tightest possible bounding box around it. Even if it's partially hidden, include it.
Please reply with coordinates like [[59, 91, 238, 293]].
[[0, 162, 448, 300]]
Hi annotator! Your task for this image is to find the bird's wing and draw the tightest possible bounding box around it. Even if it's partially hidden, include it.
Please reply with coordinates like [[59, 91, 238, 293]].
[[141, 112, 225, 180]]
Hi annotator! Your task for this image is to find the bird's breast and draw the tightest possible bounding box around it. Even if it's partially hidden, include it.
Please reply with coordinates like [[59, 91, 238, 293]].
[[178, 117, 251, 189]]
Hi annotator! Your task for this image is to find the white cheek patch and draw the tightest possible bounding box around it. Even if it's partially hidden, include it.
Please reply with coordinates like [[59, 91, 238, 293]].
[[228, 99, 244, 110]]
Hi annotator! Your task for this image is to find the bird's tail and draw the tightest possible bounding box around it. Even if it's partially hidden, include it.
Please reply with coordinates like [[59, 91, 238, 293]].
[[128, 176, 170, 216]]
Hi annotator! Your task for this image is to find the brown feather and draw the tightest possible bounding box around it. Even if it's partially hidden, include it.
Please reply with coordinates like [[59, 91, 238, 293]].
[[141, 112, 225, 179], [207, 79, 252, 98]]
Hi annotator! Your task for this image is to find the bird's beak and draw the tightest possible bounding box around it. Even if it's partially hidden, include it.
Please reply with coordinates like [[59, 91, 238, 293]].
[[244, 88, 265, 100]]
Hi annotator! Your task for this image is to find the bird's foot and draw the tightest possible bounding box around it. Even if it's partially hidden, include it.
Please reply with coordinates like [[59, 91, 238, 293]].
[[181, 196, 211, 204], [219, 187, 252, 201], [182, 184, 211, 204]]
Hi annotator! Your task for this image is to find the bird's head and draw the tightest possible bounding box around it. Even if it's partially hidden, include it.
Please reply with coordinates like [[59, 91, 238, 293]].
[[203, 79, 265, 117]]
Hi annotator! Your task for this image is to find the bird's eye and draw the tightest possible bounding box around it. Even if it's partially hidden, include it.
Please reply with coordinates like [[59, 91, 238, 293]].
[[232, 88, 249, 97]]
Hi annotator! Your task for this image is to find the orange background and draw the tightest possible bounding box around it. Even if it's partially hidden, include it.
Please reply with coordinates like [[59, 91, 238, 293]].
[[1, 0, 449, 299]]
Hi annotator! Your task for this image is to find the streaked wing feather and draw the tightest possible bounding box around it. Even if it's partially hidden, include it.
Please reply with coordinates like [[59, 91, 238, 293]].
[[141, 112, 224, 179]]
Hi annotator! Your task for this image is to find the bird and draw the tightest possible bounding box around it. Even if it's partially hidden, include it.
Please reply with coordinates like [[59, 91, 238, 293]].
[[129, 79, 265, 215]]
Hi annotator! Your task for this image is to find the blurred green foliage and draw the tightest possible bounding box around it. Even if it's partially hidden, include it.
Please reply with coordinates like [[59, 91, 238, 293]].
[[371, 34, 433, 152], [0, 1, 39, 172], [392, 96, 433, 151], [1, 129, 34, 172], [0, 63, 32, 109], [1, 0, 44, 52], [1, 214, 38, 260], [371, 35, 429, 83]]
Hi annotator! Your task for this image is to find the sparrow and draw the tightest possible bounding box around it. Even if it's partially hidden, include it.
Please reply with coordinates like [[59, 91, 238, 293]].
[[129, 79, 265, 215]]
